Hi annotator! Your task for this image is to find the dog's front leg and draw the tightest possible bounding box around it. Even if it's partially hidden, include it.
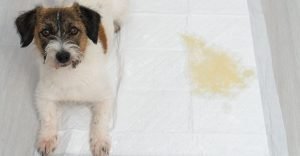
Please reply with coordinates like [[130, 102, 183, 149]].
[[90, 98, 113, 156], [35, 98, 58, 156]]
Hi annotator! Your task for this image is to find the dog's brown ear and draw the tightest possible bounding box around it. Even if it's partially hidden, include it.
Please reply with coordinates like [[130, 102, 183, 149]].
[[75, 3, 101, 44], [15, 8, 37, 47]]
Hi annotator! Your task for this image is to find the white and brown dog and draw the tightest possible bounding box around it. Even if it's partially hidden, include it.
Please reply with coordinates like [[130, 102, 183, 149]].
[[15, 0, 127, 155]]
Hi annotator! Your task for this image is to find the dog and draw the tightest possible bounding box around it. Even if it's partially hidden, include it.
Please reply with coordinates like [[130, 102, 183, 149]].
[[15, 0, 127, 155]]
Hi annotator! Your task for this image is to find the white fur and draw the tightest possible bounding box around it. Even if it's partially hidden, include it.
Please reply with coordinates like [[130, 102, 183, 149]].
[[35, 0, 128, 156], [112, 0, 129, 28]]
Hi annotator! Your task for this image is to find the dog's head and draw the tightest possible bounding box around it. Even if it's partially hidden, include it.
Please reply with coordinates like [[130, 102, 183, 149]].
[[15, 3, 101, 68]]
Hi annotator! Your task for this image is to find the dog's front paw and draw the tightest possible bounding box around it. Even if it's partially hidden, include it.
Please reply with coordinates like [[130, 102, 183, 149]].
[[37, 134, 58, 156], [90, 133, 111, 156]]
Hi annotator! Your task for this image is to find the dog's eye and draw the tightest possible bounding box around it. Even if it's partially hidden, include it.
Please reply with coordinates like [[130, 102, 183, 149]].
[[70, 27, 79, 35], [41, 29, 50, 37]]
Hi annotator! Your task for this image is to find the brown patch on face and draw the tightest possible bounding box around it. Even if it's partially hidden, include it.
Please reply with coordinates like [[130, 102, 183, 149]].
[[33, 6, 88, 55], [99, 24, 107, 53], [33, 7, 44, 54], [79, 30, 88, 52]]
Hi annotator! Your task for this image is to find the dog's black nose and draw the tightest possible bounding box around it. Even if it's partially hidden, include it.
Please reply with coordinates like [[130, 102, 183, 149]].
[[56, 51, 70, 63]]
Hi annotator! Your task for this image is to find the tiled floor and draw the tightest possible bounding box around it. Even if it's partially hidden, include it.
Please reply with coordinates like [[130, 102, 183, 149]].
[[0, 0, 270, 155]]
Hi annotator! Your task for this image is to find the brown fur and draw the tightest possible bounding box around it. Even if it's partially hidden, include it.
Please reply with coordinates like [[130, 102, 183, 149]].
[[33, 5, 88, 55], [99, 24, 107, 53]]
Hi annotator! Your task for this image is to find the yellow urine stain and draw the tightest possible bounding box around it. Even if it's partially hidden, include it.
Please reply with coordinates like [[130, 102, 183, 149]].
[[181, 34, 254, 96]]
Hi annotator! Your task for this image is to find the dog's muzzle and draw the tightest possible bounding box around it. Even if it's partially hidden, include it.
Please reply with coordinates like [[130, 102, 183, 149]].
[[56, 51, 71, 64]]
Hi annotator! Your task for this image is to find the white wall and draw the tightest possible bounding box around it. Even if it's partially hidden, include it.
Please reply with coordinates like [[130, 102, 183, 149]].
[[247, 0, 289, 156], [249, 0, 300, 155], [261, 0, 300, 155]]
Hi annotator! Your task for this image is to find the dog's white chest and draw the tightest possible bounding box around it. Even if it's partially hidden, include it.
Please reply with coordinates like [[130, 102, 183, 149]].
[[54, 69, 107, 101]]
